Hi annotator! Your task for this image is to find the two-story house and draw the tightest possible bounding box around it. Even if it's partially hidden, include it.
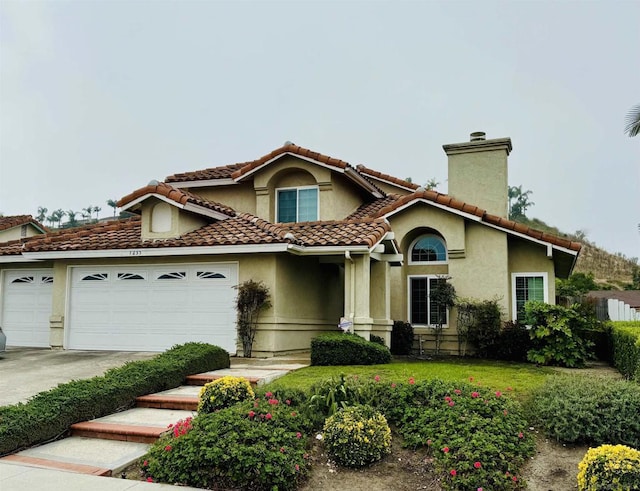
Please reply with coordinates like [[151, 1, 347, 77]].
[[0, 133, 581, 355]]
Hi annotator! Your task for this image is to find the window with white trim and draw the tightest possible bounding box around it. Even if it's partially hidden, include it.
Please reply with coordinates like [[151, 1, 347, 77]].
[[512, 273, 548, 321], [276, 186, 318, 223], [408, 276, 448, 326], [409, 234, 447, 264]]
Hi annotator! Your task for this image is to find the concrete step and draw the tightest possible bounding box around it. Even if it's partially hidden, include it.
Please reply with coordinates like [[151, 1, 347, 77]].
[[71, 407, 194, 443], [0, 437, 149, 477], [136, 385, 201, 411], [185, 367, 292, 387]]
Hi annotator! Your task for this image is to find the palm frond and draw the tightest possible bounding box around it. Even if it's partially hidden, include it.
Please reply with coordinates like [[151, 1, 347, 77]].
[[624, 103, 640, 137]]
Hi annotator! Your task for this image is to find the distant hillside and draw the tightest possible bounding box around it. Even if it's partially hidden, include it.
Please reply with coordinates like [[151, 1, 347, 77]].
[[516, 217, 637, 289]]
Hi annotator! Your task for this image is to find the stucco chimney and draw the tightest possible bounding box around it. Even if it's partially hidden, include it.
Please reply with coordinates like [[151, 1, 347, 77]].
[[443, 132, 512, 218]]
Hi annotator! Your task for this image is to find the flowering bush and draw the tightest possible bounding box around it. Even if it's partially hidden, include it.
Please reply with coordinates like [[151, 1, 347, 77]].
[[323, 404, 391, 467], [198, 375, 254, 413], [380, 379, 533, 490], [577, 444, 640, 490], [144, 399, 311, 491]]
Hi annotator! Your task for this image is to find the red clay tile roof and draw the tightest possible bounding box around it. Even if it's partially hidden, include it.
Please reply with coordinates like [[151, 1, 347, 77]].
[[0, 215, 47, 233], [117, 182, 236, 217], [355, 165, 420, 190], [349, 190, 582, 252], [166, 163, 246, 182], [0, 239, 27, 256], [18, 214, 390, 253]]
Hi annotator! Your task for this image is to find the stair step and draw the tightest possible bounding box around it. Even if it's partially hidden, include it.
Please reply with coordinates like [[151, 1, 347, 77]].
[[136, 394, 199, 411], [0, 454, 111, 476], [185, 373, 260, 387], [70, 421, 169, 444]]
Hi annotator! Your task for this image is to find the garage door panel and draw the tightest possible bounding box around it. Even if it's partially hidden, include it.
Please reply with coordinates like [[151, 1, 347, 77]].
[[1, 269, 53, 347], [68, 264, 237, 353]]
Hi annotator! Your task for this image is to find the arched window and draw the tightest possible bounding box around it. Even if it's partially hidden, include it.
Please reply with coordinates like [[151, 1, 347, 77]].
[[410, 235, 447, 263]]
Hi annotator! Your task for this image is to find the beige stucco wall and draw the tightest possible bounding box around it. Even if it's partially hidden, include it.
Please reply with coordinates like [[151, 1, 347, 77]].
[[139, 198, 208, 240], [193, 181, 257, 215], [0, 224, 43, 242]]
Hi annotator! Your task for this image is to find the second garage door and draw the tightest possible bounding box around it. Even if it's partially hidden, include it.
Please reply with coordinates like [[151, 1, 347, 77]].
[[67, 263, 238, 353]]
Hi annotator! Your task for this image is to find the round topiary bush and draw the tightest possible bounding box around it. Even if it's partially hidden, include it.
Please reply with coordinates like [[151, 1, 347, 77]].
[[198, 376, 254, 413], [322, 404, 391, 467], [577, 444, 640, 490]]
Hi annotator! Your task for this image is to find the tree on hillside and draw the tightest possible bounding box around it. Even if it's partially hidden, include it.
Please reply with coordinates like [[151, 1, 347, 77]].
[[508, 185, 534, 221], [624, 103, 640, 137], [82, 206, 94, 221], [93, 206, 102, 220], [66, 210, 78, 228]]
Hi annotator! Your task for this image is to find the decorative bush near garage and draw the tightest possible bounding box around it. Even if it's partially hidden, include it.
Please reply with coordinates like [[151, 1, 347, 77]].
[[0, 342, 229, 456]]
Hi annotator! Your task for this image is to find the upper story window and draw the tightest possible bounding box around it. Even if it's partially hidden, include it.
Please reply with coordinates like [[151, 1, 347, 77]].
[[512, 273, 548, 321], [409, 235, 447, 264], [276, 186, 318, 223]]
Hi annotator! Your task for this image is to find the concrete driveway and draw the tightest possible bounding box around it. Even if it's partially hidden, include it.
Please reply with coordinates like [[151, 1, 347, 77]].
[[0, 348, 157, 407]]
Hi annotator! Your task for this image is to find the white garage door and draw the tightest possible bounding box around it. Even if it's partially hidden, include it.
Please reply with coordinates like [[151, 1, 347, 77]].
[[1, 269, 54, 347], [68, 263, 238, 353]]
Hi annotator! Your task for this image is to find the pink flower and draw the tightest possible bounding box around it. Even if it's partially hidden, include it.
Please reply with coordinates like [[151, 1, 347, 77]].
[[454, 389, 462, 395], [268, 398, 279, 405], [296, 432, 302, 439], [477, 488, 483, 491], [280, 447, 285, 453], [286, 399, 291, 405], [443, 447, 450, 453], [474, 461, 482, 469], [265, 413, 272, 420], [444, 396, 452, 402], [408, 377, 415, 385], [518, 432, 524, 439], [291, 411, 297, 417], [248, 410, 255, 419], [164, 445, 172, 452], [503, 410, 508, 416], [265, 392, 273, 398], [295, 464, 300, 471], [391, 383, 397, 388], [450, 469, 457, 476], [167, 423, 173, 428], [143, 460, 148, 467], [448, 401, 455, 407], [495, 391, 502, 398], [374, 375, 381, 382], [146, 477, 153, 482], [471, 391, 480, 398], [512, 476, 518, 482]]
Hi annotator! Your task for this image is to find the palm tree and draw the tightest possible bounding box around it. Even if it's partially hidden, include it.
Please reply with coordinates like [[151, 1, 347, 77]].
[[625, 104, 640, 137], [106, 199, 118, 217], [36, 206, 48, 223], [66, 210, 78, 227], [93, 206, 102, 220], [82, 206, 94, 221]]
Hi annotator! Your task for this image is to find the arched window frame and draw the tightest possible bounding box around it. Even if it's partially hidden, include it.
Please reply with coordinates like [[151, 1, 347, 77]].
[[408, 234, 448, 265]]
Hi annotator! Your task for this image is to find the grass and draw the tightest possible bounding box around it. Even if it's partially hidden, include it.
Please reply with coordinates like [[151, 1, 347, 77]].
[[265, 357, 555, 402]]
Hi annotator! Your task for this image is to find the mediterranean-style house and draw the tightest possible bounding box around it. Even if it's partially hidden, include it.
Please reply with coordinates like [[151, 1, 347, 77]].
[[0, 215, 46, 243], [0, 132, 581, 356]]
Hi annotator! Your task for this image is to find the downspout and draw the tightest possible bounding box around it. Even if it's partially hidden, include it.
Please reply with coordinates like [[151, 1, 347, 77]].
[[345, 251, 355, 334]]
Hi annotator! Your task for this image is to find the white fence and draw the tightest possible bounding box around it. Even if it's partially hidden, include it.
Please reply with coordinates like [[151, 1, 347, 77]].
[[607, 299, 640, 321]]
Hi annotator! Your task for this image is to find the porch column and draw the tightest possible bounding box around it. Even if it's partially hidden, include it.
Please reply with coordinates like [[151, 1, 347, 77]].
[[343, 253, 373, 340], [370, 260, 393, 346]]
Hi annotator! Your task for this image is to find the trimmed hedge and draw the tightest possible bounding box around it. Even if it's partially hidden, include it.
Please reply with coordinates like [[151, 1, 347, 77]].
[[310, 332, 391, 366], [391, 320, 414, 355], [0, 343, 229, 456], [611, 321, 640, 381]]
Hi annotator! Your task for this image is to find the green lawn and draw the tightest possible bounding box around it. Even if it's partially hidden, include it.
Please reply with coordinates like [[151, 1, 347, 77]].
[[266, 357, 556, 402]]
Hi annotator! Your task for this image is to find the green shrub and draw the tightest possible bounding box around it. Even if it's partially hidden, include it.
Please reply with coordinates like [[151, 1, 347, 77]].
[[391, 320, 414, 355], [370, 334, 385, 346], [528, 375, 640, 448], [611, 321, 640, 381], [524, 301, 594, 367], [0, 343, 229, 456], [198, 376, 254, 413], [461, 299, 503, 358], [387, 379, 534, 490], [310, 332, 391, 366], [144, 399, 310, 490], [493, 321, 532, 362], [323, 404, 391, 467], [577, 444, 640, 491]]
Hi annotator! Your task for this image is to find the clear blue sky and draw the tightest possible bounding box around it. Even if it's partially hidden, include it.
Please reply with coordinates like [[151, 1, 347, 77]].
[[1, 0, 638, 258]]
